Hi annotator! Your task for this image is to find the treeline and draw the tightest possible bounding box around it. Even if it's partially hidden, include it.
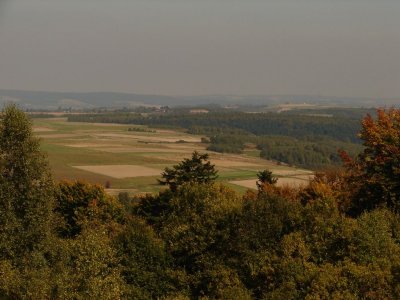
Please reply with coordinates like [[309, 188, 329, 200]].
[[189, 126, 362, 169], [2, 106, 400, 298], [281, 107, 376, 119], [127, 127, 156, 133], [257, 135, 363, 168]]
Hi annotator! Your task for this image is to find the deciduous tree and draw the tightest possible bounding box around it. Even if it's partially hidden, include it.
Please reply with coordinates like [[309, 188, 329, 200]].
[[0, 104, 55, 298], [0, 104, 55, 258], [342, 108, 400, 214]]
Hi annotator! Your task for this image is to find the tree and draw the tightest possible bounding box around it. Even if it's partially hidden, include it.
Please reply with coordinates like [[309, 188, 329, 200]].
[[0, 104, 55, 298], [159, 183, 244, 297], [341, 108, 400, 214], [0, 104, 54, 258], [256, 169, 278, 190], [158, 151, 218, 191], [54, 226, 124, 299], [114, 216, 174, 299], [55, 180, 125, 238]]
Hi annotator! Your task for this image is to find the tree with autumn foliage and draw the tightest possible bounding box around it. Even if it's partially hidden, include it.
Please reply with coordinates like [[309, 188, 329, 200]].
[[341, 108, 400, 215]]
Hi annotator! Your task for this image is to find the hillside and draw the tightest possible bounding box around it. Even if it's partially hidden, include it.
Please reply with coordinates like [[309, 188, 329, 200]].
[[1, 89, 398, 110]]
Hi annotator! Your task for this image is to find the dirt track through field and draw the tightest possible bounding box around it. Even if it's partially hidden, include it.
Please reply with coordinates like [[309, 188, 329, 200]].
[[230, 175, 313, 190], [271, 169, 314, 176], [94, 133, 201, 143], [73, 165, 161, 179], [33, 127, 55, 132], [97, 147, 191, 153]]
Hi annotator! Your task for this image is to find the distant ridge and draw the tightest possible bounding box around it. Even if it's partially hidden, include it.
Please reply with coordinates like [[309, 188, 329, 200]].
[[0, 90, 177, 110], [0, 89, 398, 110]]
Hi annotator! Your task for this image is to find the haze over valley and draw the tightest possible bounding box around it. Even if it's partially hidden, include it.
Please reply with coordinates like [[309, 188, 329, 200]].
[[1, 0, 400, 99], [2, 1, 400, 299]]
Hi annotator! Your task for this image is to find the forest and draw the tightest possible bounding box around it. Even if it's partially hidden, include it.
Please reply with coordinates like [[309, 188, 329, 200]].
[[67, 109, 364, 169], [2, 106, 400, 299]]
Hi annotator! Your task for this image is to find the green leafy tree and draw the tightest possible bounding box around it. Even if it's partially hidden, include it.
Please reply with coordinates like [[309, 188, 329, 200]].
[[160, 183, 244, 297], [0, 104, 55, 298], [0, 104, 55, 255], [55, 180, 125, 237], [134, 190, 174, 228], [54, 226, 124, 299], [158, 151, 218, 191], [114, 216, 175, 299]]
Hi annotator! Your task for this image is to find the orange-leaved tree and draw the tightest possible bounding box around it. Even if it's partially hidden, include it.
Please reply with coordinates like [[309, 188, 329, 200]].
[[341, 108, 400, 215]]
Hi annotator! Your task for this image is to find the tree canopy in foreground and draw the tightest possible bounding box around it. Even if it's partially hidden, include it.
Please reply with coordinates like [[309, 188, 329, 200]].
[[2, 106, 400, 299]]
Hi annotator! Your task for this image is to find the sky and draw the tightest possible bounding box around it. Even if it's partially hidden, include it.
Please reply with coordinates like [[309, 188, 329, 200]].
[[0, 0, 399, 98]]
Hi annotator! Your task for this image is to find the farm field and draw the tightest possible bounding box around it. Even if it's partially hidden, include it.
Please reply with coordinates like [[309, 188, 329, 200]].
[[33, 117, 314, 195]]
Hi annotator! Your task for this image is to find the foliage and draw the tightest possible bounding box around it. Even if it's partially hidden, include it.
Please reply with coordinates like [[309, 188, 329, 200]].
[[207, 134, 246, 154], [68, 110, 361, 142], [0, 104, 55, 259], [256, 169, 278, 190], [159, 183, 244, 297], [54, 226, 124, 299], [55, 180, 125, 237], [127, 127, 155, 133], [342, 108, 400, 215], [5, 107, 400, 298], [134, 190, 174, 227], [158, 151, 218, 191], [258, 135, 362, 169], [0, 105, 56, 298], [114, 216, 175, 299]]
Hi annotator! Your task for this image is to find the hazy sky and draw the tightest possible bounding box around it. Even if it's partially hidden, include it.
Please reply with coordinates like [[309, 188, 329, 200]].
[[0, 0, 399, 98]]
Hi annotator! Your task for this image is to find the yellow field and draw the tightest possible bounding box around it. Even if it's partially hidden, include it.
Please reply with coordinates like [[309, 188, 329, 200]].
[[33, 117, 314, 194], [230, 174, 313, 190]]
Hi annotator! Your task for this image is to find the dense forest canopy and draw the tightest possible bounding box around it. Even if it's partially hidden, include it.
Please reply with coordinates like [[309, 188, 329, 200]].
[[2, 106, 400, 298]]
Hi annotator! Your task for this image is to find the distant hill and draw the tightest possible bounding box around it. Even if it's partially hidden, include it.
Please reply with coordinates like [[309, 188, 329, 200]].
[[0, 89, 398, 110], [0, 90, 178, 110]]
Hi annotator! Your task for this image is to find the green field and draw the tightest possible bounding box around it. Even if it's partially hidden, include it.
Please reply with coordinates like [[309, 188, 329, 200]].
[[34, 117, 313, 194]]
